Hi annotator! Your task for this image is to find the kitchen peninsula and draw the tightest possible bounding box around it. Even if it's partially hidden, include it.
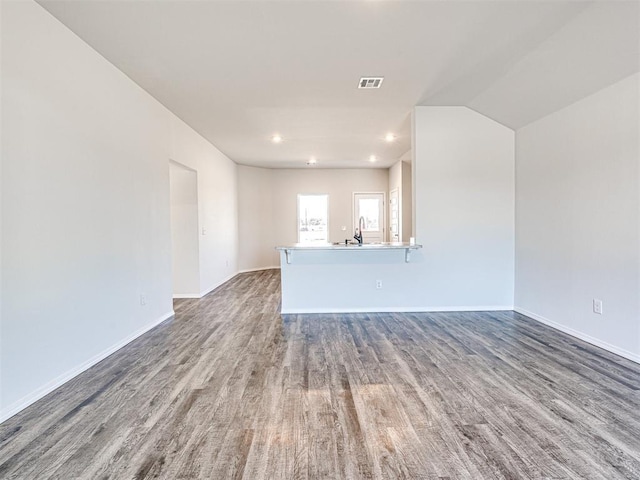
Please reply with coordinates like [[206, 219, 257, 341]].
[[276, 242, 423, 313]]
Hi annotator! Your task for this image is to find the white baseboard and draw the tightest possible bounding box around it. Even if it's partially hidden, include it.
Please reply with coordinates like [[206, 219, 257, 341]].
[[514, 307, 640, 364], [280, 305, 514, 314], [199, 272, 238, 298], [0, 310, 175, 424], [175, 269, 278, 300], [199, 267, 281, 298], [238, 266, 280, 274]]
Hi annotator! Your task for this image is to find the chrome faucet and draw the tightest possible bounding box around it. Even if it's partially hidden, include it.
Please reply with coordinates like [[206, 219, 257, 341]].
[[353, 216, 365, 244]]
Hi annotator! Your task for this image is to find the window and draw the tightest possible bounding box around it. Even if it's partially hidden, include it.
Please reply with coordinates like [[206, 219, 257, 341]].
[[358, 198, 380, 231], [353, 192, 385, 243], [298, 194, 328, 244]]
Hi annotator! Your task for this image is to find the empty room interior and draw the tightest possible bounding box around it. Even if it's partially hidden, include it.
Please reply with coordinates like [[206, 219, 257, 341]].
[[1, 0, 639, 478]]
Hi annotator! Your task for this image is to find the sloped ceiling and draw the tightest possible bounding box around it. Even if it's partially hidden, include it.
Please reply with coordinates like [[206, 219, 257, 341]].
[[38, 0, 640, 168]]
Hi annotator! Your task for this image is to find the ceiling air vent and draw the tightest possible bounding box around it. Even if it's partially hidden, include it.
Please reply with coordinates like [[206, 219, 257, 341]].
[[358, 77, 384, 89]]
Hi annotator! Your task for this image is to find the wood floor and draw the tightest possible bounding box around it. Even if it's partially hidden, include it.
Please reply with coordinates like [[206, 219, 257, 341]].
[[1, 270, 639, 479]]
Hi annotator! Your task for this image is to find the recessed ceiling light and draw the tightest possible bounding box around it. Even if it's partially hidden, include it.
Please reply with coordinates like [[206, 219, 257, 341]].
[[369, 155, 377, 163], [271, 134, 283, 144], [307, 157, 317, 166], [385, 133, 396, 142]]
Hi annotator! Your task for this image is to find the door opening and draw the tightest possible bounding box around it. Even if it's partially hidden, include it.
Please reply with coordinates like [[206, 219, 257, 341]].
[[169, 161, 200, 297], [353, 192, 385, 243]]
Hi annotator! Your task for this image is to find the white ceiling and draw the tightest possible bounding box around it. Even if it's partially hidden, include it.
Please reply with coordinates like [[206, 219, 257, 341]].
[[38, 0, 640, 169]]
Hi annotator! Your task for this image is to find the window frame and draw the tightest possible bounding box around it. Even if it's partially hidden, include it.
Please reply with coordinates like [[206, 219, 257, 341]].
[[297, 193, 330, 244]]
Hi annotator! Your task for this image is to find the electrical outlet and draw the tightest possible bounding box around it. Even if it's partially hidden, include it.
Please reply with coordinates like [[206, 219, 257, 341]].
[[225, 259, 229, 267], [376, 280, 383, 289], [202, 227, 207, 236], [593, 299, 603, 315], [140, 294, 147, 306]]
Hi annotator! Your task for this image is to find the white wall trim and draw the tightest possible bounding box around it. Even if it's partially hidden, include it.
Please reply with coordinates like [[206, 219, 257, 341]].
[[0, 310, 175, 424], [178, 268, 280, 300], [172, 293, 201, 299], [281, 305, 514, 314], [515, 308, 640, 365], [199, 273, 238, 298], [238, 266, 280, 274]]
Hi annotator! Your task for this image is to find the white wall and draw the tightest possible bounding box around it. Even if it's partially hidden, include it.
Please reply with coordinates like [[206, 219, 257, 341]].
[[169, 119, 238, 296], [0, 0, 4, 406], [169, 162, 200, 296], [237, 167, 389, 271], [0, 1, 238, 421], [237, 165, 276, 271], [412, 106, 515, 308], [272, 168, 389, 245], [515, 73, 640, 362]]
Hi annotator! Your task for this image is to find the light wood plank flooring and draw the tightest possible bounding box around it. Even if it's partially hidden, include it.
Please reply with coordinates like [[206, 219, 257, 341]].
[[1, 269, 639, 479]]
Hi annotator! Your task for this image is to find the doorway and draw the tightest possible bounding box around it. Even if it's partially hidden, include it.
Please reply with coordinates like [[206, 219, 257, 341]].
[[169, 161, 200, 297], [353, 192, 385, 243]]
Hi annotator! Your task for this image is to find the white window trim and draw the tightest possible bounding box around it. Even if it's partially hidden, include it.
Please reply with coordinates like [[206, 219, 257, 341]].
[[297, 193, 330, 244]]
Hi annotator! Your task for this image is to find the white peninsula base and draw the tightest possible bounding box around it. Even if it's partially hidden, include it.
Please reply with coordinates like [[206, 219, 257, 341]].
[[276, 243, 423, 314]]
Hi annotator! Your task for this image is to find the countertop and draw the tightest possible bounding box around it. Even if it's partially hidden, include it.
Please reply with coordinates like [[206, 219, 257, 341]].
[[275, 242, 422, 251]]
